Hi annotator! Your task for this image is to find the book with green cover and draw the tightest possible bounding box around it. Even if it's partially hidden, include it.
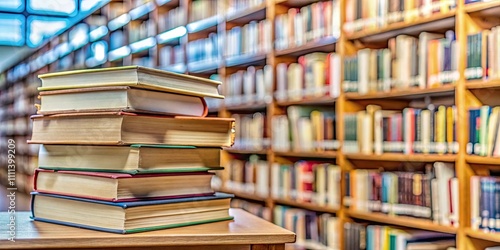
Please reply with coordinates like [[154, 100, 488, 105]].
[[31, 192, 234, 234], [38, 144, 223, 174]]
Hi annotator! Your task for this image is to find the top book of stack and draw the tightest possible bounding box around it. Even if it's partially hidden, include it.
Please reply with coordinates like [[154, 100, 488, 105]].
[[37, 66, 223, 99]]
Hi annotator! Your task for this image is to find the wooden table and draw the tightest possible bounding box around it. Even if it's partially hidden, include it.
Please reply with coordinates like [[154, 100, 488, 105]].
[[0, 209, 295, 250]]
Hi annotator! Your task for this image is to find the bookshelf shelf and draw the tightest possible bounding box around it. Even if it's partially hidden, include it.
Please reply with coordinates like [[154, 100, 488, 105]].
[[276, 0, 319, 8], [344, 153, 457, 162], [274, 151, 338, 159], [465, 1, 500, 17], [186, 15, 220, 34], [224, 148, 268, 155], [346, 11, 456, 43], [156, 0, 180, 8], [275, 36, 338, 57], [347, 210, 458, 234], [226, 3, 267, 23], [225, 53, 267, 68], [276, 96, 337, 106], [219, 188, 267, 202], [466, 155, 500, 165], [344, 85, 456, 100], [465, 228, 500, 243], [224, 101, 267, 112], [187, 60, 220, 74], [466, 79, 500, 89], [274, 198, 339, 214], [160, 63, 187, 74]]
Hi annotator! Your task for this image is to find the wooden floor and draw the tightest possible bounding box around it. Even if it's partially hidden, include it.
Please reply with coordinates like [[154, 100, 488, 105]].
[[0, 185, 31, 212]]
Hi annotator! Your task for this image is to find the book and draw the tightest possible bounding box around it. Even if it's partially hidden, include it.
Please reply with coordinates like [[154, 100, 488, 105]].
[[31, 191, 233, 234], [29, 112, 235, 147], [38, 86, 208, 117], [34, 169, 215, 201], [38, 144, 222, 174], [37, 66, 223, 99]]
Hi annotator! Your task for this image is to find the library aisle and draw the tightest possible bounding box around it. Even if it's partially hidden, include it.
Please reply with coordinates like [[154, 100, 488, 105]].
[[2, 0, 500, 249]]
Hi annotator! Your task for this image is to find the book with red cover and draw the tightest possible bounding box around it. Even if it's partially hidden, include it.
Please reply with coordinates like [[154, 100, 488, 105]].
[[33, 169, 215, 202]]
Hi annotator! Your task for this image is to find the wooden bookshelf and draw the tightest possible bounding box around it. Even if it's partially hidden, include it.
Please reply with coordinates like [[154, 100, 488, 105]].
[[274, 151, 338, 159], [218, 188, 267, 202], [224, 101, 267, 112], [347, 210, 458, 234], [274, 36, 338, 57], [3, 0, 500, 249], [224, 148, 269, 155], [466, 79, 500, 89], [274, 199, 339, 214], [276, 96, 337, 106], [226, 3, 267, 23], [344, 153, 457, 162], [346, 11, 456, 43], [465, 228, 500, 243], [344, 85, 456, 100], [466, 155, 500, 165]]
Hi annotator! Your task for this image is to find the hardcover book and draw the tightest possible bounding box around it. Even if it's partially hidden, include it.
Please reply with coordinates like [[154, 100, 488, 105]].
[[38, 86, 208, 117], [38, 144, 223, 174], [29, 112, 235, 147], [31, 192, 234, 234], [33, 169, 215, 201], [37, 65, 224, 99]]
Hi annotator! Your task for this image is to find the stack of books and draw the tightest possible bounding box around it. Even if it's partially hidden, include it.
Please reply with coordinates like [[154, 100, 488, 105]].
[[28, 66, 235, 234]]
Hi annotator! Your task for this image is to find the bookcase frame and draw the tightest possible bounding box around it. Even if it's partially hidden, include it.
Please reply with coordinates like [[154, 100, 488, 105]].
[[2, 0, 500, 249]]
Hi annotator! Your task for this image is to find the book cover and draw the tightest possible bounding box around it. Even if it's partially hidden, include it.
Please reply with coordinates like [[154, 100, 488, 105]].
[[31, 192, 234, 234]]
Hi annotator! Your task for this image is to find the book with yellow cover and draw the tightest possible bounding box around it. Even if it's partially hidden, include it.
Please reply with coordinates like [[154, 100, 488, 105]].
[[37, 66, 224, 99]]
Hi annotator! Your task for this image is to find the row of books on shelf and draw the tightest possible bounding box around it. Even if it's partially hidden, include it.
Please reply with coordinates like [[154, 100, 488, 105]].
[[344, 222, 456, 250], [276, 53, 341, 102], [274, 0, 341, 51], [231, 113, 270, 151], [466, 25, 500, 81], [158, 7, 186, 33], [224, 65, 273, 106], [468, 106, 500, 156], [470, 175, 500, 232], [226, 0, 264, 16], [186, 33, 221, 66], [189, 0, 218, 23], [344, 105, 458, 155], [273, 106, 339, 152], [343, 31, 457, 94], [225, 156, 269, 198], [128, 19, 157, 44], [274, 205, 340, 250], [344, 0, 456, 33], [271, 162, 341, 208], [159, 45, 186, 68], [346, 162, 459, 227], [225, 19, 272, 58]]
